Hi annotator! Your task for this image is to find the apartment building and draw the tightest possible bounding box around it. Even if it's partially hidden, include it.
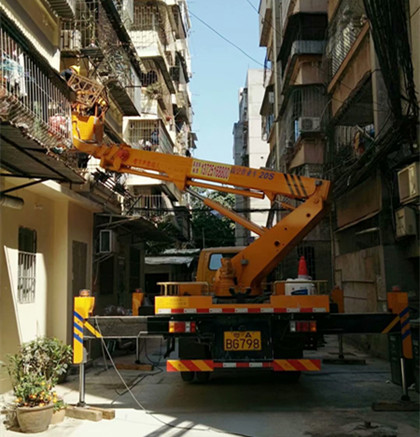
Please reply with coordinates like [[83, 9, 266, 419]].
[[0, 0, 195, 391], [233, 69, 270, 246], [123, 0, 194, 242], [258, 0, 419, 356], [324, 0, 419, 328], [259, 0, 332, 284]]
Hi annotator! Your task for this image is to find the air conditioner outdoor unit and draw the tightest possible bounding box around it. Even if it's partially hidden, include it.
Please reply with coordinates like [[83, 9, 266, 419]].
[[398, 162, 419, 203], [395, 207, 417, 238], [99, 229, 117, 253], [298, 117, 321, 133]]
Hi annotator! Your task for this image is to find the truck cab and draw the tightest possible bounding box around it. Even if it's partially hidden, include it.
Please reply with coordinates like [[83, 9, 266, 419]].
[[195, 246, 243, 294]]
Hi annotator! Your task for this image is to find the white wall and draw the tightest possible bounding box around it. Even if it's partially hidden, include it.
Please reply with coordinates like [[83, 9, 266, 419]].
[[0, 180, 98, 393], [246, 70, 271, 232]]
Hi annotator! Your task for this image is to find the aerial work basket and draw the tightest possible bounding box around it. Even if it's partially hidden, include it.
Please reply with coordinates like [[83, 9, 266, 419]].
[[72, 104, 105, 149]]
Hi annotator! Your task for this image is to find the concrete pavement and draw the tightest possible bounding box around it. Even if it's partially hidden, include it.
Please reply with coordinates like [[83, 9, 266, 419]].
[[1, 336, 419, 437]]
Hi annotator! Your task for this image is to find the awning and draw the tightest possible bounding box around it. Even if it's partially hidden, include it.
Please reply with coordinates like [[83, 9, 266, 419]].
[[0, 124, 84, 184], [95, 213, 172, 241]]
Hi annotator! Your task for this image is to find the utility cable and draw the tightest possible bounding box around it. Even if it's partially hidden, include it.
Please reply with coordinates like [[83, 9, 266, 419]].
[[189, 10, 264, 67], [92, 320, 252, 436], [243, 0, 391, 113]]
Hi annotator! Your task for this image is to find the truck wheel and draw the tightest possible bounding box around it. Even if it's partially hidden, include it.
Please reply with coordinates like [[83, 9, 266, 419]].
[[180, 372, 195, 382], [287, 371, 301, 382], [196, 372, 210, 384]]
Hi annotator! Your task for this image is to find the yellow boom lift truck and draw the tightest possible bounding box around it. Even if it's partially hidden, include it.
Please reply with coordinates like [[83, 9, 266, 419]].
[[69, 73, 412, 389]]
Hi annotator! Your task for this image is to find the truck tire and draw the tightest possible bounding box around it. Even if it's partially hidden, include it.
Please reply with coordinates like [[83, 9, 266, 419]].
[[180, 371, 195, 382], [287, 371, 301, 382], [196, 372, 210, 384]]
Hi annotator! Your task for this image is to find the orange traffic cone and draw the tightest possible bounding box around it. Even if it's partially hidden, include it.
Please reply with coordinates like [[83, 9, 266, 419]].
[[298, 256, 309, 278]]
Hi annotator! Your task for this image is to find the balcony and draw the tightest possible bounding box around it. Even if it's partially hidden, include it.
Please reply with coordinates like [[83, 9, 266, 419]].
[[278, 86, 327, 169], [130, 2, 176, 93], [259, 0, 272, 47], [0, 25, 83, 184], [281, 0, 328, 36], [60, 0, 142, 115], [278, 13, 327, 84], [327, 21, 371, 123], [326, 0, 367, 80], [126, 119, 174, 155], [45, 0, 76, 18], [129, 193, 169, 219], [280, 40, 326, 93]]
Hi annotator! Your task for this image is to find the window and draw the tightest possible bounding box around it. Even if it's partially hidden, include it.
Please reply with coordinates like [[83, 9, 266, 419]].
[[18, 227, 37, 303], [208, 252, 237, 271]]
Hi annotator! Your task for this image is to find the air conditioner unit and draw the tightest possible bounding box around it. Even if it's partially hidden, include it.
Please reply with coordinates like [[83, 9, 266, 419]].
[[398, 162, 419, 203], [99, 229, 117, 253], [395, 207, 417, 238], [298, 117, 321, 133]]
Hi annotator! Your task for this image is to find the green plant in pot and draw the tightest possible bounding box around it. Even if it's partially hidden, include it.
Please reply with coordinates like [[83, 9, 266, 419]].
[[6, 337, 72, 433]]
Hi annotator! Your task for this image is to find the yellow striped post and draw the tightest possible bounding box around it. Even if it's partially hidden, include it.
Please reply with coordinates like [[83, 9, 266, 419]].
[[73, 296, 95, 364]]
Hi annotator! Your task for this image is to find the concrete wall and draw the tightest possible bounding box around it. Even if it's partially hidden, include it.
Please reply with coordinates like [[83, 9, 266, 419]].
[[0, 181, 97, 393], [1, 0, 60, 69], [246, 70, 271, 231]]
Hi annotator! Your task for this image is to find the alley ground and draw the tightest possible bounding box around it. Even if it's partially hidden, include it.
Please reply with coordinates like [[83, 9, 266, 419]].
[[1, 336, 419, 437]]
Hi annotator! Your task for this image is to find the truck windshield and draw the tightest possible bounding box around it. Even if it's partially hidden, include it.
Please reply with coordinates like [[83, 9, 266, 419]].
[[208, 253, 237, 271]]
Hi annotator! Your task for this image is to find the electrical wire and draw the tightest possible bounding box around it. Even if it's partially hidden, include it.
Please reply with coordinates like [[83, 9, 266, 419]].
[[92, 320, 252, 436], [188, 10, 264, 67], [243, 0, 391, 113]]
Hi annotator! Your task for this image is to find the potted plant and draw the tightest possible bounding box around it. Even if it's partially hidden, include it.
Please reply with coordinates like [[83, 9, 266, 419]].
[[50, 396, 67, 425], [6, 337, 72, 432]]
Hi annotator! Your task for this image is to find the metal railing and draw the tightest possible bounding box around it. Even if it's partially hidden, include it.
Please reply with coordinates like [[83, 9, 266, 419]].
[[130, 194, 168, 219], [60, 0, 140, 103], [326, 0, 366, 79], [112, 0, 133, 28], [130, 2, 175, 69], [18, 251, 36, 304], [127, 119, 174, 155], [0, 29, 73, 148]]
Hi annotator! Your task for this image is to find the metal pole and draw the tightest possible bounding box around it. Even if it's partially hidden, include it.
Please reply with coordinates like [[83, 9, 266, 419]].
[[400, 357, 410, 401], [78, 362, 86, 407], [338, 334, 344, 359]]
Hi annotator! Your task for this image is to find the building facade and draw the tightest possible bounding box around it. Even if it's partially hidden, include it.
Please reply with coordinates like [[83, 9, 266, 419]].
[[324, 0, 419, 352], [233, 69, 270, 246], [0, 0, 194, 392], [258, 0, 419, 355], [259, 0, 332, 285]]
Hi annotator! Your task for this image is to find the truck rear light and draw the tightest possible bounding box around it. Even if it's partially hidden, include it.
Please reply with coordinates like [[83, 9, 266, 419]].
[[290, 321, 317, 332], [169, 321, 196, 333]]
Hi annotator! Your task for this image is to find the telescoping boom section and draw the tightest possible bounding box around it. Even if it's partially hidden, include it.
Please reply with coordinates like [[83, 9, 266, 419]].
[[72, 114, 330, 298]]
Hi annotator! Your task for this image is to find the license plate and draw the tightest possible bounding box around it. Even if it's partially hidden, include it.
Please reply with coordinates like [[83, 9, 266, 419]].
[[224, 331, 261, 351]]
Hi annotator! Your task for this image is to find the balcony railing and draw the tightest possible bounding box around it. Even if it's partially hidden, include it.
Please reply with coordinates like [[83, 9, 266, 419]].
[[128, 193, 173, 220], [0, 29, 73, 149], [127, 119, 174, 155], [130, 2, 175, 70], [60, 0, 141, 114], [326, 0, 366, 80]]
